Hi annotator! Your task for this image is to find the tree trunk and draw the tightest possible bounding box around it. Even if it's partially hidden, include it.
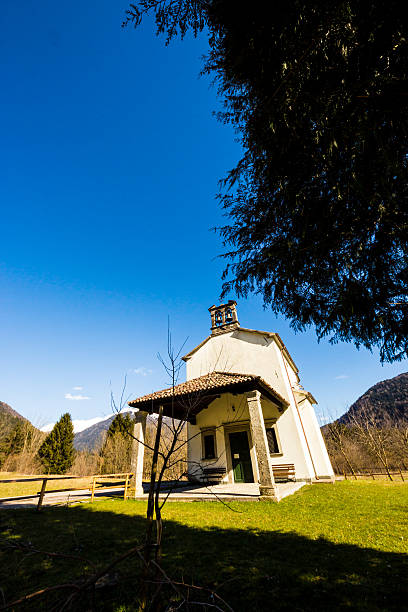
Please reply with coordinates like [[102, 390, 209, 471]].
[[140, 405, 163, 610]]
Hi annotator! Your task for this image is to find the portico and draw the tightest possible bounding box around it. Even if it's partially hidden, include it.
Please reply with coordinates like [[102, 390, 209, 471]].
[[128, 371, 289, 499]]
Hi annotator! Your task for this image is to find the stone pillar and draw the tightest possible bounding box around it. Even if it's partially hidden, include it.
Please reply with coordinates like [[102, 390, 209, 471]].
[[246, 390, 277, 499], [130, 410, 147, 497]]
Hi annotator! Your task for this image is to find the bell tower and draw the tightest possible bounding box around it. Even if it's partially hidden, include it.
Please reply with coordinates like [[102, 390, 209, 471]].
[[209, 300, 239, 335]]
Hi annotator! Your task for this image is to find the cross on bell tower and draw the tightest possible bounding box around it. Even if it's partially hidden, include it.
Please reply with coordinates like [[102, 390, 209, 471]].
[[209, 300, 239, 335]]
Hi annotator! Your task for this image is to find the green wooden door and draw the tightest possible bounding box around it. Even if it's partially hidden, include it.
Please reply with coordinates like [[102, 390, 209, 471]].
[[229, 431, 254, 483]]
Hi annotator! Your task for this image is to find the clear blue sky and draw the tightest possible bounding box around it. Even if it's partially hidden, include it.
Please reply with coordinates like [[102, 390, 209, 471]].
[[1, 0, 406, 429]]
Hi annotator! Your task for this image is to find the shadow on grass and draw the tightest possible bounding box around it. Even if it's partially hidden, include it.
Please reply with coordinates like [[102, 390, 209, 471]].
[[0, 502, 407, 611]]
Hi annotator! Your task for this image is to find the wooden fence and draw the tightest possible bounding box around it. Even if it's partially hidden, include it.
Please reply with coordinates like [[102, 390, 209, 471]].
[[342, 467, 407, 481], [0, 473, 133, 510], [89, 473, 132, 502]]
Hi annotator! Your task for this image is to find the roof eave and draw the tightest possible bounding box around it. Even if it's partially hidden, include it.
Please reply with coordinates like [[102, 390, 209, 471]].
[[182, 335, 211, 361], [128, 376, 289, 416], [294, 389, 318, 405]]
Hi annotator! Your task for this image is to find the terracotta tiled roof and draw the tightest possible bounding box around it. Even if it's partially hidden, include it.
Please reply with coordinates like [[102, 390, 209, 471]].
[[128, 371, 288, 413]]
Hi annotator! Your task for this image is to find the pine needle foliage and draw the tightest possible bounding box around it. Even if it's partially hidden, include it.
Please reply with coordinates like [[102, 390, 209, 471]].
[[106, 413, 135, 438], [99, 413, 135, 474], [38, 413, 75, 474], [124, 1, 408, 362]]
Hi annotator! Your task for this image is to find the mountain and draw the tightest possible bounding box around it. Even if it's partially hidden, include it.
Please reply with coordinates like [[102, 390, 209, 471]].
[[0, 401, 27, 437], [0, 401, 30, 466], [73, 414, 117, 451], [337, 372, 408, 427], [42, 415, 110, 434], [74, 412, 160, 451], [0, 401, 27, 422]]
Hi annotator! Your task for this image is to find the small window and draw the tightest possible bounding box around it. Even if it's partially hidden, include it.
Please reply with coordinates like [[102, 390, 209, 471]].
[[203, 433, 216, 459], [266, 427, 280, 454]]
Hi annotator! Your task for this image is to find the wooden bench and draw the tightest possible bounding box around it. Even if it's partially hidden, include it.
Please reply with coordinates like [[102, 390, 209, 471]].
[[202, 467, 227, 484], [272, 464, 296, 482]]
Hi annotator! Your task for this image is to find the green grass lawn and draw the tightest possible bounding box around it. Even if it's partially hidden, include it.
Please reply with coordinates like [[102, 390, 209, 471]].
[[1, 481, 407, 610]]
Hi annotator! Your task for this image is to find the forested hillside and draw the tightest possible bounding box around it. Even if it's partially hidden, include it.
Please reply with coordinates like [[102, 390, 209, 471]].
[[0, 401, 42, 469], [323, 373, 408, 475], [0, 401, 27, 422], [338, 372, 408, 426]]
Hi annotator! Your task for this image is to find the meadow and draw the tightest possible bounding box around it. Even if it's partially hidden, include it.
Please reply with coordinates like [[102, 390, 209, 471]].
[[0, 480, 407, 610]]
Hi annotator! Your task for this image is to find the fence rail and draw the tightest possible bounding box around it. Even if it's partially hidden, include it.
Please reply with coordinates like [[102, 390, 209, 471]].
[[0, 473, 134, 510], [342, 468, 407, 481], [89, 473, 133, 503]]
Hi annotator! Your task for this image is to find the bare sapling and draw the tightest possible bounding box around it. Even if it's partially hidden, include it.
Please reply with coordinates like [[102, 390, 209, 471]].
[[350, 407, 395, 480], [110, 328, 236, 610], [321, 411, 357, 478]]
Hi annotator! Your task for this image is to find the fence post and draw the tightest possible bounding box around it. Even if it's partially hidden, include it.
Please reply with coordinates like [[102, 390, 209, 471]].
[[91, 476, 96, 503], [124, 474, 130, 500], [37, 478, 48, 511]]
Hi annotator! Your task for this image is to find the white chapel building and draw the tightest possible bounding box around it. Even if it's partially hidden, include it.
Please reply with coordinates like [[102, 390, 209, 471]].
[[129, 301, 334, 499]]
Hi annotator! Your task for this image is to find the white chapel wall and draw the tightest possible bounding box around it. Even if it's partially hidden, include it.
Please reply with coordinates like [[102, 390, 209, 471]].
[[297, 398, 335, 477], [185, 330, 289, 401], [185, 328, 334, 482]]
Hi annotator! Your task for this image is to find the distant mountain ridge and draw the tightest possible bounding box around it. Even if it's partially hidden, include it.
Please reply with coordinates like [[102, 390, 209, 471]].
[[0, 402, 143, 455], [73, 414, 118, 451], [338, 372, 408, 426], [74, 412, 158, 451], [0, 401, 27, 422], [0, 403, 141, 452]]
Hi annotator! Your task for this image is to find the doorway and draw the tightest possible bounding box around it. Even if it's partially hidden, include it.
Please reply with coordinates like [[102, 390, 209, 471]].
[[229, 430, 254, 483]]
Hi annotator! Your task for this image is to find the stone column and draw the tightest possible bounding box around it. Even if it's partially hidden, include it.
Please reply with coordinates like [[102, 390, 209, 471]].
[[130, 410, 147, 497], [246, 390, 277, 499]]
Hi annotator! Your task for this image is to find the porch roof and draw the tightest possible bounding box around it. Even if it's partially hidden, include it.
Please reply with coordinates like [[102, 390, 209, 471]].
[[128, 371, 288, 422]]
